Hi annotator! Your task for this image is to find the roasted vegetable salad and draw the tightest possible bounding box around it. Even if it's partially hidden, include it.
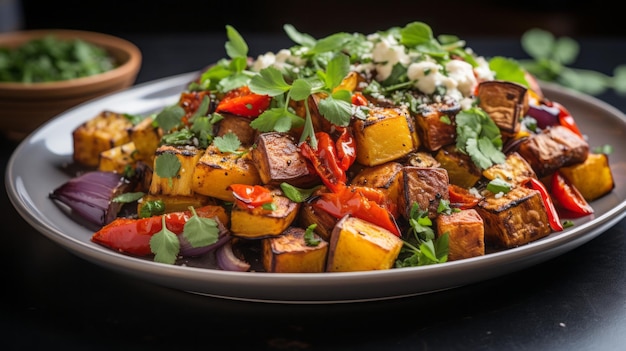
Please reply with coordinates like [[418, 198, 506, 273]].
[[50, 22, 615, 272]]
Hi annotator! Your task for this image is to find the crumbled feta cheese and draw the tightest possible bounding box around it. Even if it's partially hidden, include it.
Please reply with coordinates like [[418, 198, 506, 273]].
[[407, 61, 445, 95], [445, 59, 478, 98], [371, 34, 410, 81], [251, 52, 276, 72], [251, 49, 306, 72], [474, 56, 495, 82]]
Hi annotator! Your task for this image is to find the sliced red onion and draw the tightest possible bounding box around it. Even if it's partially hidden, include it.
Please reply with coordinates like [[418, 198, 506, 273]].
[[49, 171, 132, 226], [216, 240, 251, 272], [527, 103, 560, 129], [178, 220, 231, 257]]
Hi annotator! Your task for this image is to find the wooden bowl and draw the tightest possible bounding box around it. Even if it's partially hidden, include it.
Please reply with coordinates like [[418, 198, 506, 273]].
[[0, 29, 142, 141]]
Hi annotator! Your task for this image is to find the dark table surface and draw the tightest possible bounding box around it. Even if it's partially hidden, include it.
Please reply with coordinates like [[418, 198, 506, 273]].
[[3, 32, 626, 350]]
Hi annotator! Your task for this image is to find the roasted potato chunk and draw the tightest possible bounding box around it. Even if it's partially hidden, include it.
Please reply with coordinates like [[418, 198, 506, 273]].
[[477, 80, 528, 140], [517, 125, 589, 177], [192, 145, 261, 202], [352, 106, 419, 166], [559, 152, 614, 201], [351, 162, 403, 207], [127, 116, 162, 162], [482, 151, 537, 186], [476, 186, 552, 248], [414, 99, 460, 151], [404, 151, 441, 168], [72, 110, 133, 167], [230, 187, 300, 239], [251, 132, 319, 188], [262, 226, 329, 273], [98, 141, 138, 173], [326, 215, 403, 272], [436, 209, 484, 261], [149, 145, 203, 197], [399, 167, 449, 219]]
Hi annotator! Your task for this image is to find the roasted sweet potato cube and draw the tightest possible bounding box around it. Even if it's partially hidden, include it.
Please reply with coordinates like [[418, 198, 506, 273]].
[[436, 209, 484, 261], [230, 187, 300, 239], [399, 166, 449, 220], [559, 152, 614, 201], [262, 226, 329, 273], [352, 106, 419, 166], [414, 100, 460, 151], [482, 151, 537, 186], [477, 80, 528, 139], [326, 215, 403, 272], [251, 132, 319, 188], [192, 145, 261, 202], [517, 125, 589, 177], [404, 151, 441, 168], [351, 162, 403, 207], [149, 145, 203, 197], [215, 113, 258, 147], [435, 145, 482, 188], [72, 110, 133, 167], [476, 186, 552, 248], [137, 193, 219, 218]]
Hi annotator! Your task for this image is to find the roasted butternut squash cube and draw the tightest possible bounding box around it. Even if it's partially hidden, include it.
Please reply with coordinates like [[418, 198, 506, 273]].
[[351, 162, 403, 208], [98, 141, 138, 173], [399, 167, 449, 220], [262, 226, 329, 273], [482, 151, 537, 186], [230, 187, 300, 239], [298, 200, 338, 242], [191, 145, 261, 202], [251, 132, 319, 188], [436, 209, 484, 261], [215, 113, 258, 147], [559, 152, 614, 201], [476, 186, 552, 248], [137, 193, 219, 218], [72, 110, 133, 167], [127, 116, 162, 162], [149, 145, 203, 197], [352, 106, 418, 166], [414, 100, 460, 151], [477, 80, 528, 140], [435, 145, 482, 188], [326, 215, 403, 272]]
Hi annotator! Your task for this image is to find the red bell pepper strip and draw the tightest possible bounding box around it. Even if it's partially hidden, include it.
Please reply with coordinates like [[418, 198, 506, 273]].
[[335, 126, 356, 171], [228, 184, 273, 209], [448, 184, 481, 210], [216, 85, 271, 118], [351, 91, 368, 106], [551, 171, 594, 216], [300, 132, 346, 193], [178, 90, 212, 125], [314, 186, 401, 237], [521, 177, 563, 232], [545, 100, 583, 138], [91, 206, 222, 256]]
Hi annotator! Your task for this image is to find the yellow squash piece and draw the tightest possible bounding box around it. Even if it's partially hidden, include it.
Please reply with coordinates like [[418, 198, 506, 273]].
[[326, 215, 403, 272], [191, 145, 261, 202], [230, 187, 300, 239], [482, 151, 537, 186], [149, 145, 203, 197], [350, 161, 403, 206], [262, 226, 329, 273], [435, 145, 482, 188], [127, 116, 162, 163], [352, 106, 418, 166], [558, 152, 615, 201], [72, 110, 133, 167], [137, 193, 217, 217], [98, 141, 137, 173]]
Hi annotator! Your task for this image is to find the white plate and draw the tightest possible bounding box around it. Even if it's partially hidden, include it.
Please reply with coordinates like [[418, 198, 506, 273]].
[[6, 72, 626, 303]]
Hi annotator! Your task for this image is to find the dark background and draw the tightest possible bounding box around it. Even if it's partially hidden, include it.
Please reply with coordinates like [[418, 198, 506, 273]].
[[14, 0, 626, 39]]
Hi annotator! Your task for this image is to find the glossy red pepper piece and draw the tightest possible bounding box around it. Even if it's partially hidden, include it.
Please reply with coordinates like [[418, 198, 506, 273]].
[[178, 90, 212, 125], [522, 177, 563, 232], [551, 171, 594, 216], [315, 185, 401, 237], [228, 184, 273, 209], [300, 132, 346, 193], [91, 206, 221, 256], [351, 91, 368, 106], [216, 85, 271, 118], [448, 184, 480, 210], [335, 126, 356, 171], [545, 100, 583, 138]]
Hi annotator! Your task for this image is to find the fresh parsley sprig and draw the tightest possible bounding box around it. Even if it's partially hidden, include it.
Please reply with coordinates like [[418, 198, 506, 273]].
[[395, 203, 449, 267]]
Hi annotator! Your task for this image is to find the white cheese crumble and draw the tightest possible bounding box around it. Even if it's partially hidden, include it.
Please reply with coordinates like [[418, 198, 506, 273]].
[[371, 34, 410, 81]]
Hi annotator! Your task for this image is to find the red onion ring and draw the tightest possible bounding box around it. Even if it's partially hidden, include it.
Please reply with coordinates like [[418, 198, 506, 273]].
[[216, 240, 251, 272]]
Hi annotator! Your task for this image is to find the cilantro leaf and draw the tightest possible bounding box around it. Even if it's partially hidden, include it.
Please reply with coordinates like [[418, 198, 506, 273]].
[[225, 25, 248, 59], [155, 105, 185, 132], [249, 66, 292, 96], [213, 132, 242, 153], [183, 207, 219, 248], [324, 53, 350, 90], [155, 152, 181, 178], [304, 224, 321, 246], [250, 108, 304, 133], [150, 216, 180, 264], [283, 24, 317, 47]]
